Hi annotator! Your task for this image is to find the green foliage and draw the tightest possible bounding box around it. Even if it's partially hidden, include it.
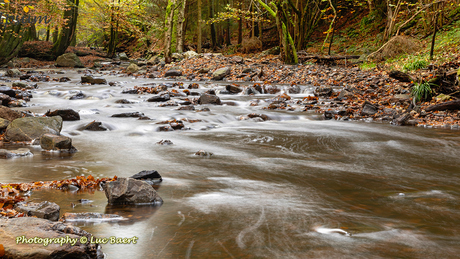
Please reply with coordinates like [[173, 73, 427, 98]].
[[411, 81, 434, 104], [402, 59, 428, 72], [359, 62, 376, 71]]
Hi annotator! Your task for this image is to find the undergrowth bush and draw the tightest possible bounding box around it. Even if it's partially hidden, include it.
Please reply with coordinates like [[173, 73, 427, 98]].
[[403, 59, 428, 72]]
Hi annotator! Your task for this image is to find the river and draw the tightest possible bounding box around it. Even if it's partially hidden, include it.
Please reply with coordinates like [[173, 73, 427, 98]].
[[1, 69, 460, 258]]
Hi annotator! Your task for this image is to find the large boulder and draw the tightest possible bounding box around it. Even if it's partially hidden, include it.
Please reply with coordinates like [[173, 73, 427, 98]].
[[56, 53, 84, 68], [14, 201, 60, 221], [103, 177, 163, 205], [40, 134, 73, 151], [45, 109, 80, 121], [5, 116, 62, 142], [198, 93, 221, 105], [212, 67, 231, 80], [0, 106, 21, 121], [0, 217, 102, 258]]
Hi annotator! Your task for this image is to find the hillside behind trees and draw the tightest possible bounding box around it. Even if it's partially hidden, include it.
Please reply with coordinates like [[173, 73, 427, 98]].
[[0, 0, 459, 66]]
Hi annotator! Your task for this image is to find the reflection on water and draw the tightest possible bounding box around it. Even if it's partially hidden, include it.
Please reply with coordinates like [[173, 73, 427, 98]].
[[1, 70, 460, 258]]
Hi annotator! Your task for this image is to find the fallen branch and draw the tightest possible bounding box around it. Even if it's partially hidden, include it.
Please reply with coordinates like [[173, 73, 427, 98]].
[[425, 99, 460, 112]]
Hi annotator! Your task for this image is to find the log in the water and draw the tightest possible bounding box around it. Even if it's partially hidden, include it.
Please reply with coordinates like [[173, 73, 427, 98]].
[[425, 99, 460, 112]]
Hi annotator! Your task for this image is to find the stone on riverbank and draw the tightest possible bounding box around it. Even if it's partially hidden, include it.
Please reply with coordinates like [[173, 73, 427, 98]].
[[14, 201, 60, 221], [0, 87, 16, 98], [0, 217, 102, 258], [314, 86, 333, 97], [5, 116, 62, 142], [56, 53, 84, 68], [103, 177, 163, 205], [165, 69, 182, 77], [212, 67, 231, 80], [6, 69, 21, 77], [45, 109, 80, 121]]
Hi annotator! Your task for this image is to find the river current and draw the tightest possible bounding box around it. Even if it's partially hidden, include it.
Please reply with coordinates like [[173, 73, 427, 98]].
[[1, 69, 460, 258]]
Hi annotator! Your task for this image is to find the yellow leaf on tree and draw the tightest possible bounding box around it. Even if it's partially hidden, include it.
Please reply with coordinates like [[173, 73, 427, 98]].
[[23, 6, 29, 13]]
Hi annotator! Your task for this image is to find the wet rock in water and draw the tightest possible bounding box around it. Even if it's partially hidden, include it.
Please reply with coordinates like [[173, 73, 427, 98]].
[[130, 170, 162, 184], [14, 201, 60, 221], [81, 75, 107, 85], [6, 69, 21, 77], [0, 86, 16, 97], [59, 76, 71, 82], [157, 139, 173, 145], [0, 148, 33, 158], [0, 118, 9, 130], [0, 217, 102, 259], [324, 110, 334, 120], [69, 92, 87, 100], [126, 63, 140, 73], [0, 93, 11, 106], [198, 93, 221, 105], [247, 113, 270, 121], [62, 212, 126, 222], [225, 84, 242, 94], [288, 84, 301, 94], [40, 134, 74, 151], [111, 112, 144, 118], [11, 82, 29, 89], [212, 67, 231, 80], [148, 93, 170, 102], [122, 88, 139, 94], [5, 116, 62, 142], [177, 105, 195, 111], [361, 101, 378, 116], [165, 69, 182, 77], [196, 107, 210, 112], [195, 150, 213, 157], [45, 109, 80, 121], [243, 86, 260, 95], [314, 86, 333, 97], [103, 177, 163, 205], [0, 106, 22, 121], [55, 53, 84, 68], [81, 121, 108, 131], [115, 99, 134, 104], [157, 125, 174, 131], [170, 120, 184, 130]]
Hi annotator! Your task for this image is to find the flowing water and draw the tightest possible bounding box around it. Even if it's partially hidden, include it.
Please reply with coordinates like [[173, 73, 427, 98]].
[[1, 69, 460, 258]]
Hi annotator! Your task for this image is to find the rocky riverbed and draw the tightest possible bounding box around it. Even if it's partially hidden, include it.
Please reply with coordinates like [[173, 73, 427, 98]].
[[0, 51, 459, 258]]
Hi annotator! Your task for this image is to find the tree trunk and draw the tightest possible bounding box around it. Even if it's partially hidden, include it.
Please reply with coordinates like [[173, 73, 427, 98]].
[[52, 0, 79, 57], [210, 0, 217, 49], [430, 12, 439, 60], [197, 0, 202, 53], [45, 24, 51, 42], [176, 0, 187, 53], [107, 0, 118, 58], [28, 24, 38, 41], [0, 23, 29, 65], [164, 0, 176, 63], [52, 27, 59, 44]]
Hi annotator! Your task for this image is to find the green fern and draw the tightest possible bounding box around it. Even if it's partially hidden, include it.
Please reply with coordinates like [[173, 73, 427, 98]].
[[411, 81, 434, 104]]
